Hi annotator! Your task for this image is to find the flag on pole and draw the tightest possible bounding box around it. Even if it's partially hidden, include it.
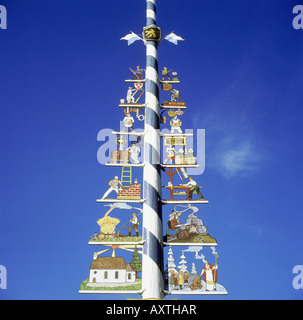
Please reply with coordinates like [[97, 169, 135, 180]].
[[164, 32, 185, 45], [120, 32, 142, 46]]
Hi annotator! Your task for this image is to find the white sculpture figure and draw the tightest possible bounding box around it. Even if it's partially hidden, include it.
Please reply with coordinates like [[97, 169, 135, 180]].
[[126, 87, 136, 103], [123, 112, 135, 132], [127, 142, 141, 164], [170, 115, 182, 133]]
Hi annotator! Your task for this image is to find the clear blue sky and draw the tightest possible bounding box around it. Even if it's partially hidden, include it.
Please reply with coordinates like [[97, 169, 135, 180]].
[[0, 0, 302, 300]]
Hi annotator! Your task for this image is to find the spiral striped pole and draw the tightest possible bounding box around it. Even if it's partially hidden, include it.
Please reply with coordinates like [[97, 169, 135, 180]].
[[142, 0, 164, 300]]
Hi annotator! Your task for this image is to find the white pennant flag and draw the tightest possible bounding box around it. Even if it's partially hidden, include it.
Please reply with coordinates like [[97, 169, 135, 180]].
[[120, 32, 142, 46], [164, 32, 185, 45]]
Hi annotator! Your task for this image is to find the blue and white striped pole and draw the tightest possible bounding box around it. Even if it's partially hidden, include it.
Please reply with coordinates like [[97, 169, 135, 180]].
[[142, 0, 164, 300]]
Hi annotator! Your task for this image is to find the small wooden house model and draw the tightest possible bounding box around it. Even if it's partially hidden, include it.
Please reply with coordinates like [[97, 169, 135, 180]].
[[88, 257, 136, 286]]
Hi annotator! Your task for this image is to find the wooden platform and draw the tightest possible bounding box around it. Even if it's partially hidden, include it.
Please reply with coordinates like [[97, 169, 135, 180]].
[[159, 80, 180, 84], [160, 164, 199, 168], [96, 199, 145, 204], [112, 131, 145, 136], [161, 104, 186, 109], [89, 240, 144, 246], [160, 132, 193, 137], [164, 290, 228, 296], [119, 103, 146, 108], [125, 79, 146, 83], [163, 241, 217, 247], [79, 289, 142, 295], [161, 200, 209, 204], [163, 232, 217, 246], [105, 163, 145, 167]]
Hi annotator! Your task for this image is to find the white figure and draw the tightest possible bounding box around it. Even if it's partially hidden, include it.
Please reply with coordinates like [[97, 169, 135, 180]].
[[127, 142, 141, 164], [99, 176, 124, 200], [170, 115, 182, 133], [126, 87, 136, 103], [163, 147, 176, 164], [123, 112, 135, 131]]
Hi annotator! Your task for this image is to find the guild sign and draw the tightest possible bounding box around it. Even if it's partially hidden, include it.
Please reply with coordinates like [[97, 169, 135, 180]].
[[116, 136, 127, 146], [164, 136, 186, 146], [143, 25, 161, 41], [134, 83, 143, 89]]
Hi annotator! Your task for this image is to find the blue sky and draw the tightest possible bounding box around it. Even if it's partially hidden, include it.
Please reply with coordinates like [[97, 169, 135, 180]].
[[0, 0, 303, 300]]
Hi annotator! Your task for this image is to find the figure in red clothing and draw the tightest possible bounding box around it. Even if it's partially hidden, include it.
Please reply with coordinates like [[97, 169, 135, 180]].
[[200, 258, 218, 291]]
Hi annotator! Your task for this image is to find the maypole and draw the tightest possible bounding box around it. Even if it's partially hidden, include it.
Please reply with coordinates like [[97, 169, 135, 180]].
[[142, 0, 164, 300], [79, 0, 228, 301]]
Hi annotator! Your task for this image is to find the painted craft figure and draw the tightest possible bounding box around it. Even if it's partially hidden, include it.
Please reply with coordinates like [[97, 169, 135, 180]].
[[99, 176, 124, 200], [201, 258, 218, 291], [90, 203, 143, 242], [124, 84, 145, 104], [130, 66, 145, 80], [170, 270, 178, 290], [166, 210, 184, 236], [170, 115, 182, 133], [122, 112, 135, 132], [163, 146, 176, 164], [161, 71, 179, 91], [127, 142, 141, 164], [169, 89, 182, 103], [127, 87, 136, 103], [166, 246, 227, 294], [184, 270, 189, 287], [174, 147, 197, 165], [178, 271, 184, 290], [163, 147, 196, 165], [165, 205, 214, 244], [161, 67, 173, 81], [128, 212, 139, 237], [183, 177, 205, 200]]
